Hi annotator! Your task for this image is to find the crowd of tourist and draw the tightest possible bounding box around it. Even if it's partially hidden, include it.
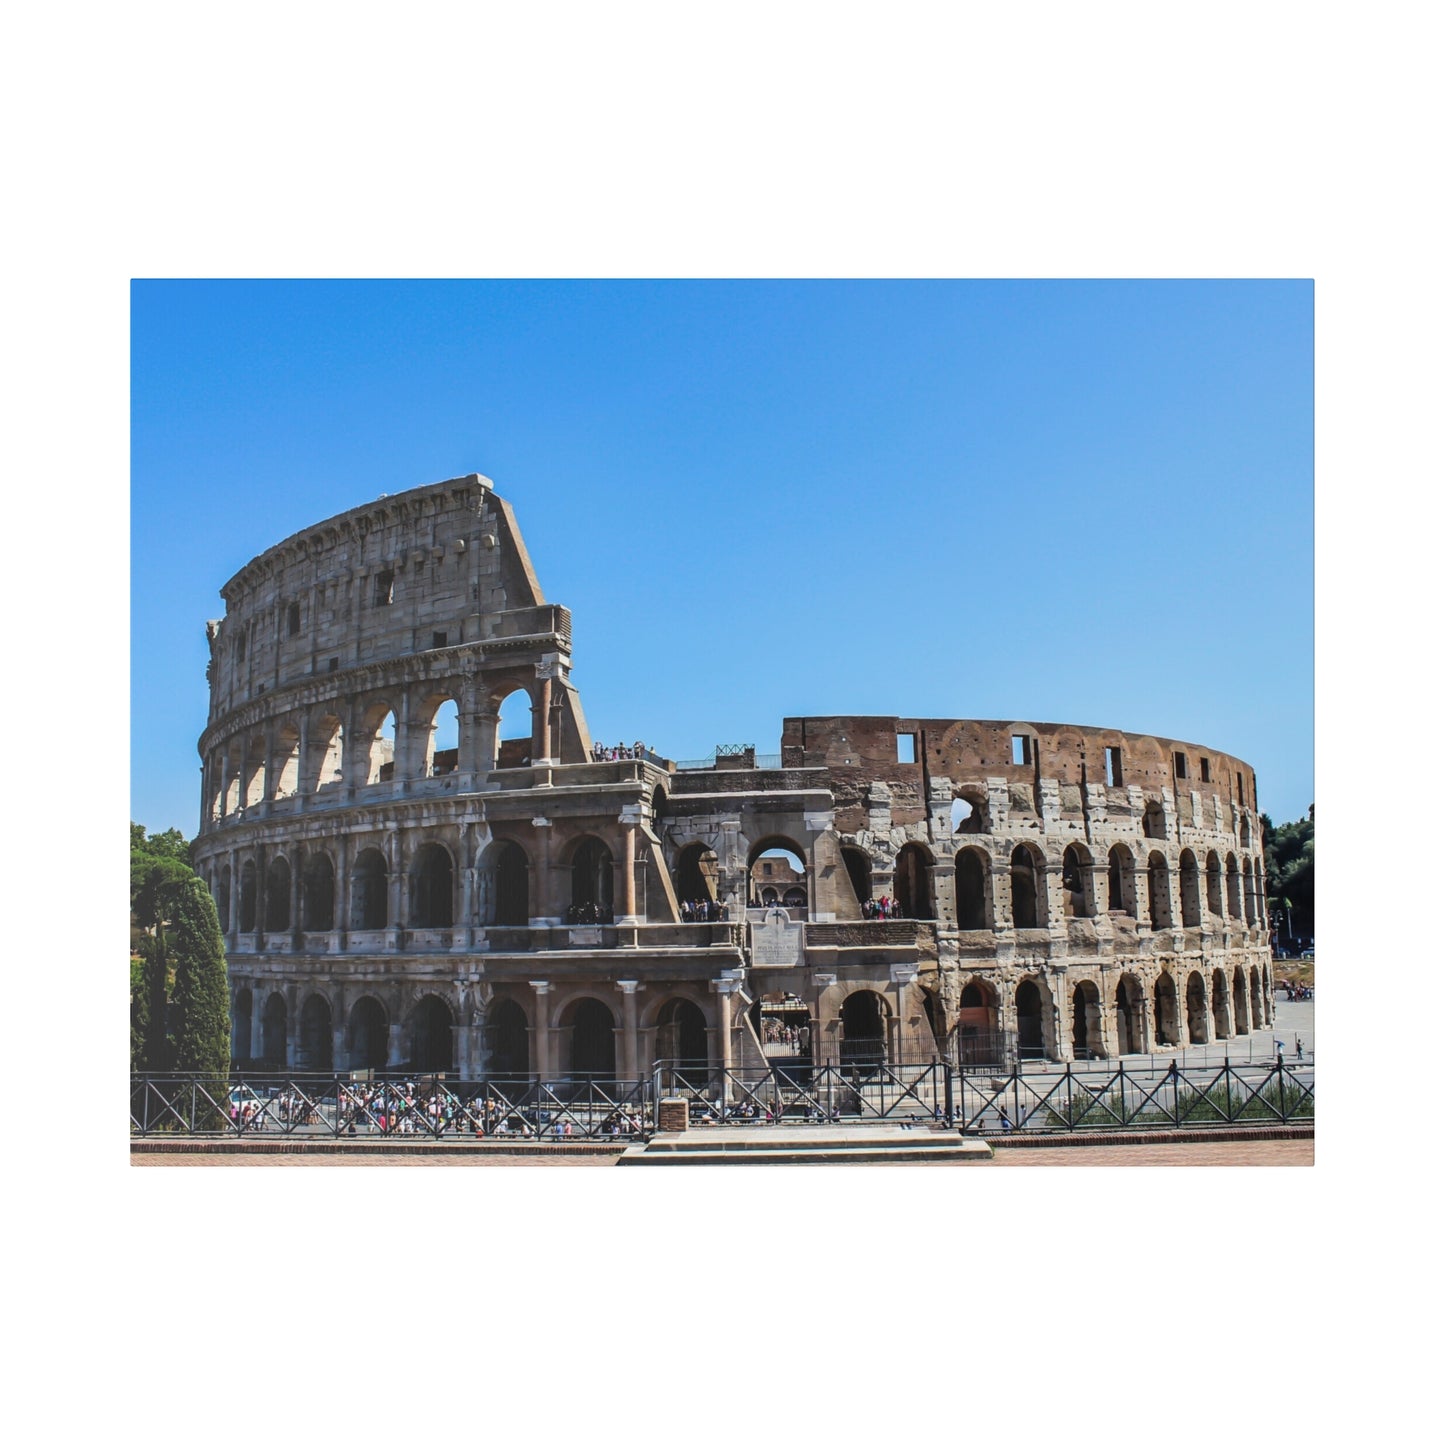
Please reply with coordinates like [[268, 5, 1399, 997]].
[[1280, 981, 1314, 1001], [565, 901, 613, 924], [761, 1018, 810, 1051], [591, 741, 652, 762], [680, 897, 727, 923], [862, 896, 905, 919]]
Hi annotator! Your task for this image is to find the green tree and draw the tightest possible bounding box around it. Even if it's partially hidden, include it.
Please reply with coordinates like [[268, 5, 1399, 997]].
[[1263, 804, 1314, 942], [130, 823, 202, 1072], [169, 875, 231, 1082]]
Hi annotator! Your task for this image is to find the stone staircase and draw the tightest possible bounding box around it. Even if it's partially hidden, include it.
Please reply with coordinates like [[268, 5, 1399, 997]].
[[616, 1123, 993, 1165]]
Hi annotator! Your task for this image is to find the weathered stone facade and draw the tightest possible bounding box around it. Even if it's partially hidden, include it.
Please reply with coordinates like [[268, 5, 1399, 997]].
[[193, 473, 1275, 1079]]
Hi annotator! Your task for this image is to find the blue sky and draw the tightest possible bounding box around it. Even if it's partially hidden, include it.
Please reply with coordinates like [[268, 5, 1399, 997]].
[[131, 280, 1313, 834]]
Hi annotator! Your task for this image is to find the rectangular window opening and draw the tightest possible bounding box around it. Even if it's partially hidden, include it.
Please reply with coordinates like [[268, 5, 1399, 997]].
[[328, 657, 340, 673], [1106, 746, 1123, 788], [1174, 751, 1188, 780], [287, 602, 301, 637], [1011, 734, 1031, 766], [432, 630, 447, 649], [373, 569, 395, 607], [896, 733, 916, 765], [1199, 758, 1211, 783]]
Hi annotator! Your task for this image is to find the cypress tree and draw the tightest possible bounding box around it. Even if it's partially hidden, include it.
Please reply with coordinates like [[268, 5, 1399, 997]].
[[143, 927, 170, 1072], [169, 876, 231, 1117]]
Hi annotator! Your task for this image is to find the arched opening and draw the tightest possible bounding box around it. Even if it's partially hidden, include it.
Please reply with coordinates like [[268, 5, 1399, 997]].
[[1016, 979, 1045, 1060], [362, 707, 398, 786], [840, 990, 888, 1070], [243, 735, 267, 809], [408, 995, 454, 1074], [233, 987, 253, 1060], [422, 696, 461, 777], [950, 790, 989, 834], [495, 687, 533, 769], [1062, 843, 1093, 918], [1249, 966, 1264, 1029], [956, 978, 1001, 1067], [1108, 844, 1135, 916], [1205, 852, 1223, 918], [748, 839, 807, 910], [892, 843, 935, 919], [654, 998, 709, 1083], [239, 861, 257, 932], [1240, 814, 1252, 849], [674, 843, 719, 908], [563, 997, 616, 1079], [1212, 969, 1231, 1038], [311, 714, 344, 794], [223, 744, 242, 815], [1233, 966, 1249, 1033], [1186, 971, 1208, 1044], [1071, 981, 1104, 1060], [261, 992, 287, 1069], [1010, 845, 1043, 929], [302, 851, 335, 931], [346, 997, 388, 1073], [842, 846, 871, 906], [754, 992, 813, 1071], [1146, 851, 1171, 931], [1115, 975, 1145, 1055], [1179, 849, 1202, 928], [298, 993, 333, 1072], [410, 842, 454, 928], [1226, 854, 1243, 921], [217, 866, 232, 933], [1142, 800, 1167, 840], [351, 848, 388, 930], [570, 837, 614, 920], [265, 855, 292, 932], [485, 998, 530, 1078], [1153, 972, 1180, 1045], [480, 840, 529, 926], [954, 849, 989, 930], [273, 724, 301, 798]]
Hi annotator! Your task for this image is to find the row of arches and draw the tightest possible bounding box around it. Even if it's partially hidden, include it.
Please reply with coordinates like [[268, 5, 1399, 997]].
[[213, 834, 615, 934], [206, 683, 541, 822]]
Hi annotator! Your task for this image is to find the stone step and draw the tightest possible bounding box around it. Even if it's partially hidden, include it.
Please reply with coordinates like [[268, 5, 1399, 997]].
[[616, 1125, 994, 1165]]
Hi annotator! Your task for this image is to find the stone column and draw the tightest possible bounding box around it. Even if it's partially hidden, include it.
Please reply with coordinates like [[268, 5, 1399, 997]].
[[250, 994, 264, 1062], [533, 678, 552, 763], [290, 843, 303, 941], [332, 835, 349, 949], [474, 708, 500, 774], [618, 980, 640, 1080], [530, 981, 553, 1079], [812, 973, 836, 1068], [891, 966, 918, 1065], [228, 849, 240, 936], [712, 978, 739, 1102], [297, 712, 311, 811], [387, 832, 404, 939], [618, 805, 642, 925], [285, 986, 300, 1070]]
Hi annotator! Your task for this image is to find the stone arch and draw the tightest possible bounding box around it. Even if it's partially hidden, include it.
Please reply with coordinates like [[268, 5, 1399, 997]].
[[654, 996, 709, 1081], [410, 840, 454, 928], [1108, 843, 1137, 916], [568, 835, 614, 918], [560, 995, 617, 1078], [1115, 974, 1145, 1055], [1061, 842, 1094, 918], [261, 991, 288, 1068], [1206, 851, 1224, 918], [892, 842, 935, 919], [273, 722, 301, 799], [1179, 848, 1202, 927], [954, 847, 990, 930], [302, 850, 335, 931], [242, 734, 267, 809], [494, 685, 534, 769], [239, 860, 258, 932], [1146, 850, 1171, 931], [1153, 971, 1180, 1045], [298, 993, 333, 1072], [350, 847, 388, 930], [346, 996, 389, 1072], [1142, 799, 1167, 841], [358, 703, 398, 787], [309, 712, 345, 794], [841, 845, 872, 906], [674, 842, 719, 906], [407, 994, 454, 1073], [747, 835, 809, 909], [839, 988, 890, 1069], [222, 740, 242, 815], [951, 786, 989, 834], [1015, 977, 1049, 1060], [1242, 855, 1258, 926], [485, 996, 530, 1078], [1249, 965, 1264, 1029], [265, 854, 292, 932], [1212, 968, 1231, 1038], [1071, 979, 1105, 1060], [1186, 970, 1208, 1044], [419, 691, 461, 777], [1233, 966, 1250, 1034], [1226, 853, 1243, 920], [478, 839, 529, 926], [1009, 844, 1046, 929], [232, 986, 253, 1059]]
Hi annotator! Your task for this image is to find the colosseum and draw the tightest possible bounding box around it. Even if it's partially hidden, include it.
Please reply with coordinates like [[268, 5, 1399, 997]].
[[193, 472, 1276, 1084]]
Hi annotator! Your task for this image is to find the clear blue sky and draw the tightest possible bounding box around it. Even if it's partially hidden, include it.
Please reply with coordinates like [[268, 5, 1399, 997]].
[[131, 280, 1313, 835]]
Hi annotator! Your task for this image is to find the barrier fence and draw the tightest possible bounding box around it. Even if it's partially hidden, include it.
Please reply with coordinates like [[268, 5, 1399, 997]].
[[131, 1057, 1312, 1140]]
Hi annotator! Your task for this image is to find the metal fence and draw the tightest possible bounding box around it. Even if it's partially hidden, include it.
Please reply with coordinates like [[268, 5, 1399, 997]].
[[131, 1057, 1313, 1139]]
